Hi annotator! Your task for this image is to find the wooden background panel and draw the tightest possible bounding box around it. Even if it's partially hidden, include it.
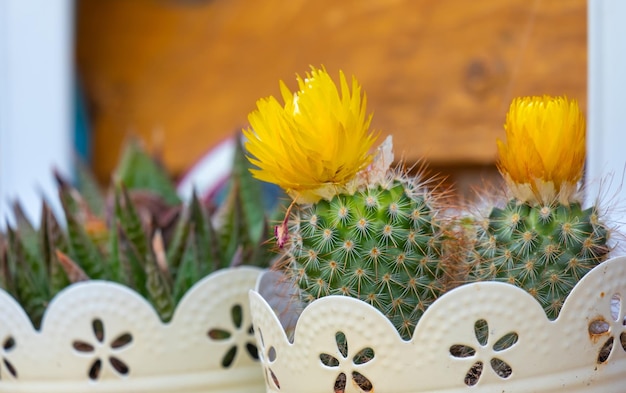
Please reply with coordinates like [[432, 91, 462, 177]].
[[76, 0, 586, 182]]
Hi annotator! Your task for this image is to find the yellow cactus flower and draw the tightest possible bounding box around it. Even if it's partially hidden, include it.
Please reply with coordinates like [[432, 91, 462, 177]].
[[497, 96, 586, 205], [243, 67, 378, 203]]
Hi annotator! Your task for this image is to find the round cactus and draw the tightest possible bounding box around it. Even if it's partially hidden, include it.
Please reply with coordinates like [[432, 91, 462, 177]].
[[243, 67, 458, 339], [286, 178, 447, 339], [467, 96, 611, 319], [469, 200, 610, 319]]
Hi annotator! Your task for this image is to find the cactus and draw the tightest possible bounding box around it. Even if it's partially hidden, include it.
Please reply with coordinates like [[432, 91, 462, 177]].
[[467, 96, 611, 319], [244, 67, 450, 339], [0, 137, 276, 328], [288, 177, 447, 339]]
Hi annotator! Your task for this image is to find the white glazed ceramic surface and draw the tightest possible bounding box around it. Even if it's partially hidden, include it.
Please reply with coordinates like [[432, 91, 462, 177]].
[[0, 267, 265, 393], [250, 256, 626, 393]]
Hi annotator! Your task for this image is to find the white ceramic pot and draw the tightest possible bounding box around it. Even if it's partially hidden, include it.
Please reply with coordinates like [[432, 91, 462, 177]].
[[0, 267, 265, 393], [249, 257, 626, 392]]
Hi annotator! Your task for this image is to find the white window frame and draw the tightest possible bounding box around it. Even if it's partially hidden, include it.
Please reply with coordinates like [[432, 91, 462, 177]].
[[587, 0, 626, 237], [0, 0, 74, 228]]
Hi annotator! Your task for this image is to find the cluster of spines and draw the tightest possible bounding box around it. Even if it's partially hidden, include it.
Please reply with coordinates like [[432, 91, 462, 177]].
[[286, 178, 448, 339], [468, 200, 610, 319]]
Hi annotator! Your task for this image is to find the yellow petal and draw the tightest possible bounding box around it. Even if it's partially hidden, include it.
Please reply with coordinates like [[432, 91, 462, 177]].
[[244, 66, 378, 202], [498, 96, 586, 204]]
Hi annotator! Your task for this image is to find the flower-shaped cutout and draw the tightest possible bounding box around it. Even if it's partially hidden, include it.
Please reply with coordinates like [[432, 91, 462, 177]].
[[319, 331, 374, 393], [450, 319, 519, 386], [589, 293, 626, 363], [0, 335, 17, 379], [208, 304, 259, 368], [72, 318, 133, 380], [255, 329, 281, 390]]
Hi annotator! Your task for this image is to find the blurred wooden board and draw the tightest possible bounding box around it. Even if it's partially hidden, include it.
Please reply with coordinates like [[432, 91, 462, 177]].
[[76, 0, 586, 181]]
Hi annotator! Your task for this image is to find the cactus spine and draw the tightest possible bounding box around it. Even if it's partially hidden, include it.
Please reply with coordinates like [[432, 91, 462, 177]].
[[469, 200, 609, 318], [287, 176, 447, 339]]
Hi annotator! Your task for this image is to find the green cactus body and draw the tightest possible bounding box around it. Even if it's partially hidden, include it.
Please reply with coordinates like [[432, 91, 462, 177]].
[[287, 179, 446, 339], [470, 200, 610, 319]]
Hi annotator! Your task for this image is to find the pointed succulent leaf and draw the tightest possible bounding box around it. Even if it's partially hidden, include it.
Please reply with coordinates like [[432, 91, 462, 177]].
[[7, 221, 46, 293], [151, 230, 172, 283], [113, 138, 180, 205], [116, 224, 149, 297], [165, 209, 192, 273], [172, 230, 200, 303], [55, 250, 90, 283], [57, 172, 109, 250], [8, 227, 48, 328], [214, 181, 246, 270], [231, 137, 266, 244], [12, 202, 41, 259], [145, 231, 175, 321], [189, 191, 221, 273], [55, 171, 81, 216], [40, 203, 71, 296], [75, 159, 106, 216], [42, 203, 70, 255], [228, 245, 245, 268], [113, 192, 149, 296], [145, 260, 175, 321], [40, 203, 55, 268], [116, 186, 152, 264], [106, 220, 125, 284], [0, 237, 13, 293], [61, 192, 107, 279], [247, 217, 276, 268]]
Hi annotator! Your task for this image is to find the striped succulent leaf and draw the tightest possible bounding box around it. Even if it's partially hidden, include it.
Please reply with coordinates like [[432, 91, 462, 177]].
[[0, 137, 277, 326]]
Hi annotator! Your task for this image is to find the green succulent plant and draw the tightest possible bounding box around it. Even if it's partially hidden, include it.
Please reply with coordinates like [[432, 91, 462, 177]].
[[0, 137, 277, 328]]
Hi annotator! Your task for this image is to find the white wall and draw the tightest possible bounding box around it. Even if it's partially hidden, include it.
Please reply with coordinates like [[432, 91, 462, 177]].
[[0, 0, 74, 228]]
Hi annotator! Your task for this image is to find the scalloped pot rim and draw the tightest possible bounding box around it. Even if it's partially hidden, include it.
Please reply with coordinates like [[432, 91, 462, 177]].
[[0, 266, 266, 391], [248, 256, 626, 393], [4, 266, 262, 333]]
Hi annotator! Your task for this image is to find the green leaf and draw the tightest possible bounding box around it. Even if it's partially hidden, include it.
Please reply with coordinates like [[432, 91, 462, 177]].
[[8, 217, 46, 293], [107, 219, 124, 284], [113, 191, 147, 295], [113, 138, 180, 205], [55, 172, 81, 216], [117, 186, 152, 265], [216, 181, 248, 269], [40, 203, 71, 297], [115, 234, 145, 294], [189, 192, 221, 274], [145, 231, 175, 321], [7, 227, 49, 328], [231, 136, 266, 244], [12, 202, 41, 260], [75, 159, 106, 216], [55, 250, 90, 283], [246, 217, 276, 268], [165, 210, 192, 273], [172, 230, 200, 302], [61, 191, 107, 280], [0, 235, 13, 293]]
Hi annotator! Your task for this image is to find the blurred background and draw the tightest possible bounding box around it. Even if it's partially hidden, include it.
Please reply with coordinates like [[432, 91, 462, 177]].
[[1, 0, 624, 227]]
